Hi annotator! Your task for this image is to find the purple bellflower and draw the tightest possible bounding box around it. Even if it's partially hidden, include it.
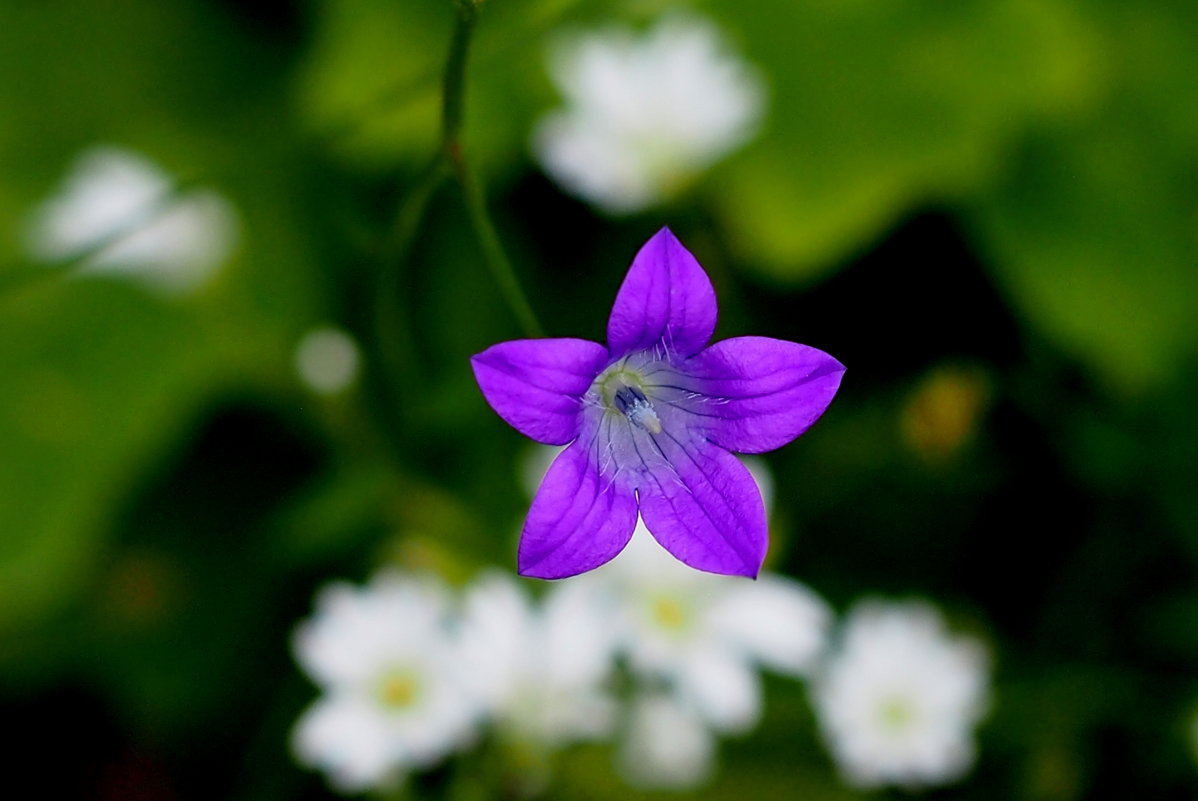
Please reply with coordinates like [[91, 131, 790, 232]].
[[471, 229, 844, 580]]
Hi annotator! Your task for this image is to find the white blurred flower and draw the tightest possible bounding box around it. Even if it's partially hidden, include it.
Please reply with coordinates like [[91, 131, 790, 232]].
[[811, 600, 990, 790], [592, 527, 830, 734], [25, 145, 238, 294], [533, 14, 765, 213], [295, 326, 361, 395], [457, 570, 618, 746], [291, 571, 478, 793], [618, 691, 715, 789]]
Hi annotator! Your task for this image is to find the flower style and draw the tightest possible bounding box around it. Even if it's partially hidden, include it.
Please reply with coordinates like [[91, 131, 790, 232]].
[[471, 228, 844, 579], [291, 572, 477, 793], [811, 600, 990, 790], [533, 15, 764, 213], [25, 145, 238, 295], [456, 571, 619, 746]]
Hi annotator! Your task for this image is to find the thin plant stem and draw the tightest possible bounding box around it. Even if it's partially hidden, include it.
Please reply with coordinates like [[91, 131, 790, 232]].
[[318, 0, 584, 148], [441, 0, 543, 338], [371, 152, 449, 451], [440, 0, 477, 153], [453, 157, 542, 337], [371, 0, 543, 447]]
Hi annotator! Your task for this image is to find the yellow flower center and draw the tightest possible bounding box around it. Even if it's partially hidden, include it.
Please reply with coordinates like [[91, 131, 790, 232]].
[[378, 669, 421, 710], [649, 595, 689, 631], [877, 696, 914, 732]]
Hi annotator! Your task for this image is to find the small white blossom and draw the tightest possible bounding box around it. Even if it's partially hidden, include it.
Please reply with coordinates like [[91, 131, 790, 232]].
[[618, 691, 715, 789], [592, 527, 830, 734], [291, 571, 477, 793], [295, 326, 362, 395], [457, 570, 618, 745], [811, 600, 990, 790], [533, 15, 764, 213], [25, 146, 237, 295]]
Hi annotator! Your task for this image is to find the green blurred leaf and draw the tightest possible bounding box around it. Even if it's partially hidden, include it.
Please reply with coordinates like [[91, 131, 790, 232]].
[[0, 282, 232, 631], [709, 0, 1100, 280], [0, 0, 346, 636], [967, 4, 1198, 390]]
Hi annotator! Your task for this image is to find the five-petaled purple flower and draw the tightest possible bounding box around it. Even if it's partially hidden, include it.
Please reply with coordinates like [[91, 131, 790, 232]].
[[471, 228, 844, 580]]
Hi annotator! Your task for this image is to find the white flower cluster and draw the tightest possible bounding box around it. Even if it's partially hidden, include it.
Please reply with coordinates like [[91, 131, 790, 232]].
[[291, 531, 829, 793], [292, 454, 991, 794], [533, 14, 764, 214], [25, 145, 238, 295]]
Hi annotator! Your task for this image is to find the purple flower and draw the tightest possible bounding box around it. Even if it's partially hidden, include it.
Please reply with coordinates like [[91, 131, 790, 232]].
[[471, 229, 844, 580]]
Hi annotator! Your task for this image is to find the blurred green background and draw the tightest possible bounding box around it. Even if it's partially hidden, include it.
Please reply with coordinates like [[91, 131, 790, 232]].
[[2, 0, 1197, 798]]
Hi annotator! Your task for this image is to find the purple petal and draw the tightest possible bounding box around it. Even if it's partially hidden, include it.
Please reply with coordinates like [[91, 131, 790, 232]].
[[635, 433, 766, 577], [606, 228, 717, 359], [686, 336, 844, 454], [519, 438, 638, 579], [471, 338, 608, 445]]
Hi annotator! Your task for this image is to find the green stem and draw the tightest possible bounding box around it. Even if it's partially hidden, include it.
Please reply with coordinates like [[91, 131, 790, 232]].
[[371, 0, 543, 447], [372, 152, 448, 451], [441, 0, 477, 152], [453, 157, 542, 337], [441, 0, 543, 338]]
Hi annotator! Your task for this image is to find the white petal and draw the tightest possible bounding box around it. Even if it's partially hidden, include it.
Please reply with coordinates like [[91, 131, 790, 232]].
[[456, 571, 531, 711], [618, 693, 715, 789], [89, 188, 237, 293], [292, 695, 400, 793], [25, 145, 238, 295], [25, 146, 170, 259], [293, 581, 377, 686], [677, 646, 761, 733], [457, 570, 619, 747], [709, 574, 831, 676], [541, 575, 620, 689]]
